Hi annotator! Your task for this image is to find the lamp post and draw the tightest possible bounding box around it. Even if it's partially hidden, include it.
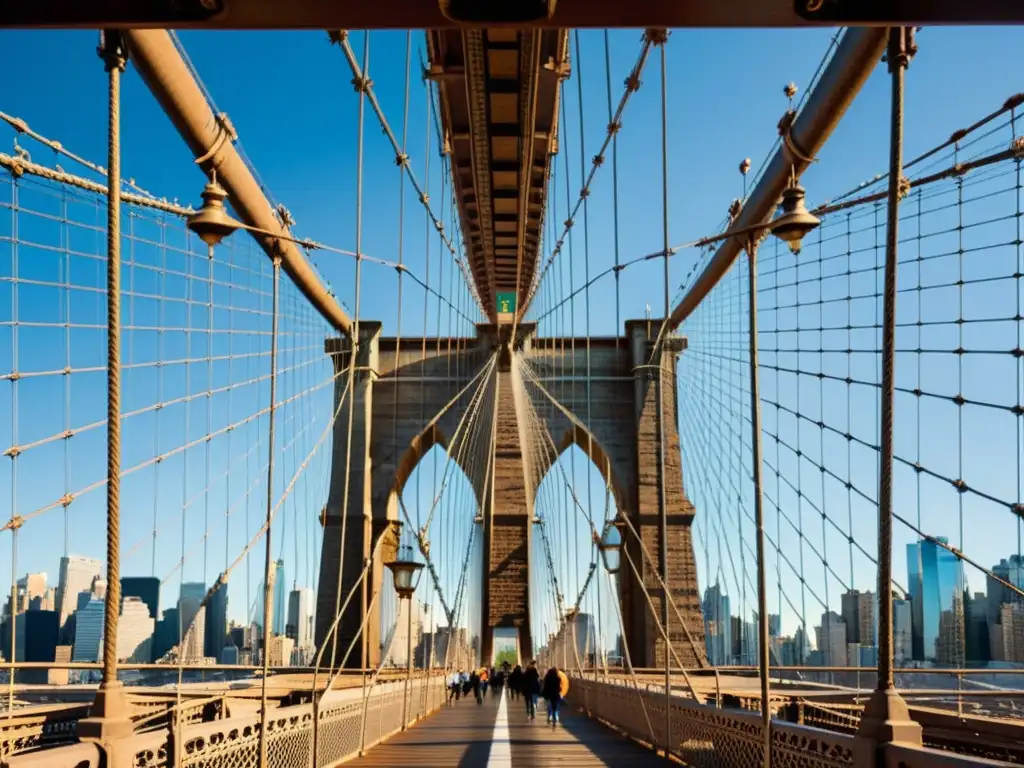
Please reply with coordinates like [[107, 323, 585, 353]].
[[386, 541, 424, 731], [745, 173, 820, 768]]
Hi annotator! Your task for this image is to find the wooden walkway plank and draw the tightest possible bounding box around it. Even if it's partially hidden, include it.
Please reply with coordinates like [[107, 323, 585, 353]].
[[352, 692, 498, 767], [505, 693, 669, 767], [353, 689, 670, 767]]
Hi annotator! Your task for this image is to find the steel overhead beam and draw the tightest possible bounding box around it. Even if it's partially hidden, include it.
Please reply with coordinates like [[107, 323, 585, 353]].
[[123, 29, 352, 335], [666, 26, 888, 332], [4, 0, 1024, 28]]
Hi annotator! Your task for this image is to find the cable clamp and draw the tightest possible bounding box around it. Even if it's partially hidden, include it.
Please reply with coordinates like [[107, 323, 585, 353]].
[[352, 75, 373, 93], [897, 175, 911, 201], [777, 110, 815, 165], [194, 113, 237, 166]]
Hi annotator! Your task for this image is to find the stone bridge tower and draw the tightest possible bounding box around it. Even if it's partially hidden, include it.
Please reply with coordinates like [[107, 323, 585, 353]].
[[314, 320, 707, 670]]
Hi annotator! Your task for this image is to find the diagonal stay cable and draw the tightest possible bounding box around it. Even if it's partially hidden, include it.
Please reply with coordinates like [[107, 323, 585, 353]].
[[330, 30, 482, 315], [523, 30, 658, 312]]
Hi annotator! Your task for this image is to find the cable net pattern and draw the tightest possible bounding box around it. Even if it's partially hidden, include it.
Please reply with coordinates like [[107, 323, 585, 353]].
[[680, 100, 1024, 711], [1, 144, 334, 684]]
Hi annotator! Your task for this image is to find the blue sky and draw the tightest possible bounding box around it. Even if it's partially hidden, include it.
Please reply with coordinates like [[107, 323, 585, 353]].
[[2, 26, 1024, 651]]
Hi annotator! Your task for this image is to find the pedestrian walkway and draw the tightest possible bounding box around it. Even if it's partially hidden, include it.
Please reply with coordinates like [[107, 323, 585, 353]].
[[354, 689, 669, 767]]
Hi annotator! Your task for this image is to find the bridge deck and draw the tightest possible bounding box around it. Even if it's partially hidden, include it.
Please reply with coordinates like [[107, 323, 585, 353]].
[[355, 688, 667, 767]]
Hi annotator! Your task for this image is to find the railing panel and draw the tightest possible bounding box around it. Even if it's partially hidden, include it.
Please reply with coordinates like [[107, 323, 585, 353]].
[[884, 744, 1015, 767], [571, 678, 858, 768]]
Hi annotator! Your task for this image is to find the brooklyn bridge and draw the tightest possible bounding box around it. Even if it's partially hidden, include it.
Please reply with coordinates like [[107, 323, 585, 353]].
[[2, 5, 1024, 767]]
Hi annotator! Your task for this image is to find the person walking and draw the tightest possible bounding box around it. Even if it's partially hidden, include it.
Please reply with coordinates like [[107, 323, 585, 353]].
[[508, 664, 523, 702], [469, 669, 482, 705], [543, 665, 569, 726], [448, 669, 463, 705], [480, 667, 489, 698], [522, 660, 540, 720], [492, 667, 505, 700]]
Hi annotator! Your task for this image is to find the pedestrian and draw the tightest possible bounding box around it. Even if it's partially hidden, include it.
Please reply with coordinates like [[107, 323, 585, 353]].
[[522, 660, 540, 720], [448, 669, 463, 705], [509, 664, 523, 701], [492, 668, 505, 700], [542, 665, 569, 726], [470, 669, 482, 705], [480, 667, 489, 698]]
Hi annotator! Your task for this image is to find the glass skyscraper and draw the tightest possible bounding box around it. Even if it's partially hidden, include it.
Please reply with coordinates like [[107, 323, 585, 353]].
[[702, 583, 732, 666], [907, 537, 964, 662], [273, 560, 287, 636]]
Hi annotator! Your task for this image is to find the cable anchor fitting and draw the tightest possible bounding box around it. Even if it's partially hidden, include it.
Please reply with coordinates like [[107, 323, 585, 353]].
[[1011, 136, 1024, 161], [97, 30, 128, 73], [777, 110, 815, 166], [896, 175, 912, 201]]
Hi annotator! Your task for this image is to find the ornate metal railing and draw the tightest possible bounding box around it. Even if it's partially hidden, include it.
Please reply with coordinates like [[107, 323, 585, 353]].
[[3, 675, 448, 768], [0, 702, 91, 760], [568, 678, 1016, 768]]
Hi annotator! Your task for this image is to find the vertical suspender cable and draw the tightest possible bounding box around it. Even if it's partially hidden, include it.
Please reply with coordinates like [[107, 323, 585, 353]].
[[354, 30, 370, 756], [98, 27, 128, 706], [258, 256, 281, 768], [653, 33, 672, 755]]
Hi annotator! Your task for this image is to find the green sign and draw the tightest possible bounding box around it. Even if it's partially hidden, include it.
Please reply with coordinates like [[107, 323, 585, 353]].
[[496, 291, 517, 314]]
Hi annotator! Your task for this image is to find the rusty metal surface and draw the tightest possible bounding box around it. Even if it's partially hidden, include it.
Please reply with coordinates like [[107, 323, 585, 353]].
[[123, 29, 353, 335], [4, 0, 1024, 28], [667, 27, 888, 332], [427, 28, 565, 320]]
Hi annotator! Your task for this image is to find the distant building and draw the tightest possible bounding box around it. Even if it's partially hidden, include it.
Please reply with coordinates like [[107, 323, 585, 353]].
[[117, 596, 155, 662], [815, 612, 847, 667], [72, 599, 105, 662], [205, 584, 228, 663], [50, 645, 72, 685], [178, 583, 207, 663], [272, 561, 287, 636], [55, 555, 103, 639], [121, 577, 160, 622], [841, 590, 877, 647], [220, 645, 240, 665], [154, 607, 180, 662], [702, 584, 732, 666], [893, 594, 913, 665], [964, 590, 991, 664], [987, 555, 1024, 625], [768, 614, 781, 638], [14, 609, 59, 684], [267, 635, 294, 667], [14, 573, 48, 614], [995, 603, 1024, 663], [907, 537, 964, 662], [287, 587, 314, 653]]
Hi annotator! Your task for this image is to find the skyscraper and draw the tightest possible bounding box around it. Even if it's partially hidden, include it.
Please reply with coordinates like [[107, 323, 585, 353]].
[[178, 583, 207, 662], [121, 577, 160, 622], [907, 537, 964, 662], [117, 597, 155, 663], [55, 555, 103, 637], [205, 584, 228, 662], [287, 587, 314, 652], [841, 589, 878, 646], [702, 584, 732, 666], [815, 611, 847, 667], [13, 609, 58, 684], [893, 593, 913, 665], [273, 560, 286, 636], [72, 599, 105, 662]]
